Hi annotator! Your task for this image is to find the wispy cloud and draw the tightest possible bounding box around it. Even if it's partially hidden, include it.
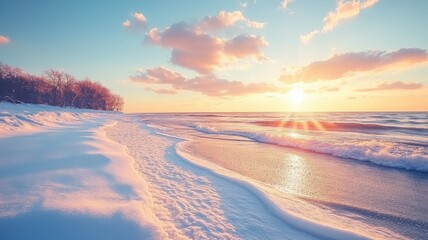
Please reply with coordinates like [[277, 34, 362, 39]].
[[145, 87, 177, 95], [123, 12, 147, 30], [131, 67, 280, 96], [319, 86, 340, 92], [300, 0, 379, 44], [279, 48, 428, 83], [279, 0, 295, 10], [198, 10, 265, 30], [300, 30, 319, 45], [240, 1, 249, 8], [0, 35, 10, 44], [323, 0, 379, 32], [355, 81, 424, 92]]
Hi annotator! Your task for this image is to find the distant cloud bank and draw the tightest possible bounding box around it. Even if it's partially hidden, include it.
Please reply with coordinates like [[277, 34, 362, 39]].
[[131, 67, 280, 96], [280, 48, 428, 83], [355, 81, 424, 92]]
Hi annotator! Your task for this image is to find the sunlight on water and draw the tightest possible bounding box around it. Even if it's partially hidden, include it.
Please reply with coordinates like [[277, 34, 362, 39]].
[[141, 112, 428, 239], [280, 154, 306, 196], [286, 132, 306, 140]]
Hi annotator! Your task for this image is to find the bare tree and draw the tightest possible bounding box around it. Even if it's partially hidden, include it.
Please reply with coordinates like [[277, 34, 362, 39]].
[[0, 63, 124, 111]]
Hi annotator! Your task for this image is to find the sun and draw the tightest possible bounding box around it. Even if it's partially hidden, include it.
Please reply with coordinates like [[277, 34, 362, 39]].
[[288, 88, 306, 104]]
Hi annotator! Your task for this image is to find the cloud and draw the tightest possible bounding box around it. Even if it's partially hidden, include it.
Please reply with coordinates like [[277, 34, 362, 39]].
[[300, 30, 319, 45], [355, 81, 424, 92], [145, 23, 224, 74], [199, 10, 265, 30], [319, 86, 340, 92], [123, 12, 147, 30], [279, 0, 295, 10], [224, 34, 267, 60], [145, 22, 267, 74], [300, 0, 378, 44], [279, 48, 428, 83], [122, 20, 131, 28], [145, 87, 177, 95], [245, 20, 266, 29], [323, 0, 379, 32], [240, 1, 249, 8], [0, 35, 10, 44], [131, 67, 280, 96]]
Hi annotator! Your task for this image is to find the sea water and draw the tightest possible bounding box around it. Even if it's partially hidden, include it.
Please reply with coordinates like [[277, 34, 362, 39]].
[[141, 112, 428, 239]]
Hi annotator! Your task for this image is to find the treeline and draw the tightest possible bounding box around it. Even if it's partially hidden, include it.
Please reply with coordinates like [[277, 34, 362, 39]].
[[0, 62, 124, 111]]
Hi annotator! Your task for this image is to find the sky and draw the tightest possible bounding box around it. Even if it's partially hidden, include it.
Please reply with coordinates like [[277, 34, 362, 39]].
[[0, 0, 427, 112]]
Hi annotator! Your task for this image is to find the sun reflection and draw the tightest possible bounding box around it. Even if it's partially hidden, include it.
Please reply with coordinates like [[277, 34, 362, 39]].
[[286, 132, 304, 139], [279, 153, 307, 196], [259, 119, 332, 132]]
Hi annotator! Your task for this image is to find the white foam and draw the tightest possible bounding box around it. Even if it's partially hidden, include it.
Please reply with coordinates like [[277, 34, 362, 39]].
[[175, 143, 404, 240], [192, 125, 428, 172]]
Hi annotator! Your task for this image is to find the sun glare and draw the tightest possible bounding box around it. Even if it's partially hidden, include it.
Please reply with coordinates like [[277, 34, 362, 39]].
[[288, 88, 306, 104]]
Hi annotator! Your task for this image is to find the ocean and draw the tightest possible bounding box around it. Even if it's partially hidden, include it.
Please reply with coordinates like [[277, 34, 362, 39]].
[[141, 112, 428, 239]]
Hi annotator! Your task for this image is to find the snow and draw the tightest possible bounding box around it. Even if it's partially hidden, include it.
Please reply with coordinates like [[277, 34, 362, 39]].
[[0, 103, 111, 136], [0, 103, 402, 239], [0, 103, 162, 239]]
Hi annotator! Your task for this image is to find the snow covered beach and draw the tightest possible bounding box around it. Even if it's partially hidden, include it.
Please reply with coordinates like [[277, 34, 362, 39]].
[[0, 103, 420, 239]]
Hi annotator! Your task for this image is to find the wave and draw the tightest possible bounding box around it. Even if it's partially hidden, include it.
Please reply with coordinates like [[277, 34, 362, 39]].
[[191, 125, 428, 172], [254, 120, 428, 133]]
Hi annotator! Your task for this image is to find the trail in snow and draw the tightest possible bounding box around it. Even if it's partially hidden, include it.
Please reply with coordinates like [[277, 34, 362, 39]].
[[107, 119, 326, 240]]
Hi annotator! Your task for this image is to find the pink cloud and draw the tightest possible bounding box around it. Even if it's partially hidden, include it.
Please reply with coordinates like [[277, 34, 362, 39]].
[[122, 20, 131, 28], [145, 22, 267, 74], [199, 11, 265, 30], [323, 0, 379, 32], [0, 35, 10, 44], [200, 11, 245, 30], [224, 34, 267, 60], [300, 0, 378, 44], [131, 67, 279, 96], [355, 81, 424, 92], [145, 87, 177, 95], [146, 23, 224, 74], [279, 48, 428, 83], [123, 12, 147, 30], [245, 20, 266, 29]]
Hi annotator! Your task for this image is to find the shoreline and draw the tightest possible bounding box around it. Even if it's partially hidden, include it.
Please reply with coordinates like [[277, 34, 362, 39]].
[[0, 104, 423, 239], [166, 130, 402, 239]]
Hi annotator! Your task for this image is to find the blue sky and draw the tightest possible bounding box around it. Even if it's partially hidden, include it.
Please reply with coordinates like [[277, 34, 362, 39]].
[[1, 0, 428, 112]]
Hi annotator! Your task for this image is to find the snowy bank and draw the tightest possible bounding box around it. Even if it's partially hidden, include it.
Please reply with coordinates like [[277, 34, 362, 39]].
[[0, 102, 114, 135], [0, 103, 162, 239]]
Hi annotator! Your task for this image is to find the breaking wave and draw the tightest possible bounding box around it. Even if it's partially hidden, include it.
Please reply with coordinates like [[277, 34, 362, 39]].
[[191, 125, 428, 172]]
